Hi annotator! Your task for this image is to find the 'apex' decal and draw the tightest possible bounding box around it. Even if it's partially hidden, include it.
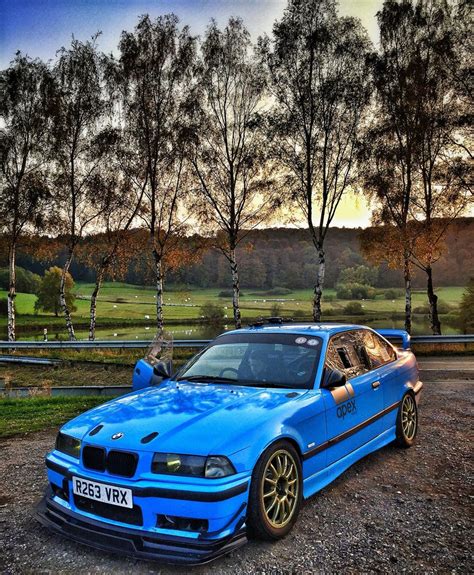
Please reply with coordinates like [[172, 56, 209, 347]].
[[337, 399, 357, 419]]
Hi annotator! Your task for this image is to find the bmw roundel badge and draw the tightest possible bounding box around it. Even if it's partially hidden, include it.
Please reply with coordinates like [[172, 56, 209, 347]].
[[111, 432, 124, 440]]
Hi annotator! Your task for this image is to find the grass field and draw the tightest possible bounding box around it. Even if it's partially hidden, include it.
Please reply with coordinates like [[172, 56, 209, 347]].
[[0, 282, 465, 338], [0, 396, 106, 438]]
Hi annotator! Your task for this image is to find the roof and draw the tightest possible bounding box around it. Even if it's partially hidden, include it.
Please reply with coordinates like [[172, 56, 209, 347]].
[[226, 322, 365, 338]]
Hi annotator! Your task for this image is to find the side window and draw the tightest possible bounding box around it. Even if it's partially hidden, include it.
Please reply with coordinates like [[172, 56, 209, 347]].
[[362, 331, 397, 369], [325, 339, 346, 373], [325, 331, 370, 380]]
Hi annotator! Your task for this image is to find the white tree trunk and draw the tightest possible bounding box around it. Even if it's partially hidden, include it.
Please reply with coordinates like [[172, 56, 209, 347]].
[[313, 246, 325, 322], [154, 252, 164, 336], [426, 265, 441, 335], [88, 267, 105, 341], [230, 248, 242, 329], [60, 251, 76, 341], [403, 254, 412, 334], [7, 243, 16, 342]]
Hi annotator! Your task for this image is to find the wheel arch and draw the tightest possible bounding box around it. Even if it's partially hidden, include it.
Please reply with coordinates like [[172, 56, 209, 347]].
[[228, 423, 307, 475], [256, 434, 304, 465]]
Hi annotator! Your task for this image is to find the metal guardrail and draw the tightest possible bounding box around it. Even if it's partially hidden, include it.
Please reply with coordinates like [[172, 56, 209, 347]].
[[409, 335, 474, 344], [0, 355, 60, 365], [0, 339, 209, 350], [0, 385, 132, 398], [0, 335, 473, 350]]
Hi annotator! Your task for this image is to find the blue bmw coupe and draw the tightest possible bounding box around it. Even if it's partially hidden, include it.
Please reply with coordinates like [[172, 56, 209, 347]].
[[37, 322, 423, 564]]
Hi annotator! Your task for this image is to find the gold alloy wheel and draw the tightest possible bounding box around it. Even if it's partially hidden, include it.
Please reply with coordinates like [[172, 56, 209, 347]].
[[402, 394, 417, 440], [261, 449, 299, 529]]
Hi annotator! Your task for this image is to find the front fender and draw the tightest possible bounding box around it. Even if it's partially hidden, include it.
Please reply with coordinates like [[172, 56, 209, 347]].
[[229, 426, 307, 477], [226, 393, 326, 478]]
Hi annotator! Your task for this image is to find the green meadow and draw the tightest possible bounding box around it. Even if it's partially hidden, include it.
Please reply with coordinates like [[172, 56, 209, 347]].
[[0, 282, 465, 338], [0, 397, 106, 438]]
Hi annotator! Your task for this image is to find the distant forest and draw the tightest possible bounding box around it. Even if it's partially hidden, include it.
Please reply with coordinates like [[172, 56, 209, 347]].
[[15, 218, 474, 291]]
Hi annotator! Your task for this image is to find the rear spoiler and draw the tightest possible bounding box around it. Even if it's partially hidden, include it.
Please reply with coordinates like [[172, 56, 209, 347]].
[[375, 329, 411, 350]]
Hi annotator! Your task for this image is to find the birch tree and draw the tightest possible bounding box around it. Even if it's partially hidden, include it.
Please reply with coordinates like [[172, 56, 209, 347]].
[[189, 18, 277, 328], [113, 14, 196, 334], [52, 37, 107, 340], [362, 0, 430, 334], [71, 126, 145, 340], [364, 0, 472, 334], [262, 0, 372, 321], [409, 1, 472, 334], [0, 54, 54, 341]]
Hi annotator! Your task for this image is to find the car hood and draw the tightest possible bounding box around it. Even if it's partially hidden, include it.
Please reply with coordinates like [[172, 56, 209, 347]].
[[61, 380, 309, 455]]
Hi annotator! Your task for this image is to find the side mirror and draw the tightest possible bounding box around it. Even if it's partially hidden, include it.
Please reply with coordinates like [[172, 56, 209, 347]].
[[322, 368, 347, 389], [153, 361, 171, 379]]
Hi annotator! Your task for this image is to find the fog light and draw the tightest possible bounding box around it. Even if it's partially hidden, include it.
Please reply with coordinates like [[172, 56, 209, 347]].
[[156, 514, 208, 532], [51, 479, 69, 502]]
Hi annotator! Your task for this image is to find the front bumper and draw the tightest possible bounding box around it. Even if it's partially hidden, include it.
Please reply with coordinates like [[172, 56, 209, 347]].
[[38, 452, 250, 564], [37, 488, 247, 565]]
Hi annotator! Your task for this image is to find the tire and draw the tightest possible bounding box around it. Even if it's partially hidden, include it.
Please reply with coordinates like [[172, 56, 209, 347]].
[[247, 440, 302, 541], [395, 392, 418, 448]]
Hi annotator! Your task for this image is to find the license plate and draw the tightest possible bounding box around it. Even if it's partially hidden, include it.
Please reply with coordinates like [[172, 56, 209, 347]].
[[72, 476, 133, 509]]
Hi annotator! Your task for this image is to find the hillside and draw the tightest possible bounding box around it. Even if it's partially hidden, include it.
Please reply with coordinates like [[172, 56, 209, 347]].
[[10, 218, 474, 290]]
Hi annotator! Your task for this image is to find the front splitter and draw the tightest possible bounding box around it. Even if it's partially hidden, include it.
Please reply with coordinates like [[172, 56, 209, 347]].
[[36, 491, 247, 565]]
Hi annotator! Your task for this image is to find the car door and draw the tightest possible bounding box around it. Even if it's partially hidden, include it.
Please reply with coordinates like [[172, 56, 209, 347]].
[[321, 330, 384, 466], [360, 329, 399, 431]]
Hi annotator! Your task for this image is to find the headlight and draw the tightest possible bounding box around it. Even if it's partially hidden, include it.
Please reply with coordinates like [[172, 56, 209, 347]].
[[56, 432, 81, 459], [151, 453, 236, 478], [205, 456, 236, 478], [152, 453, 206, 476]]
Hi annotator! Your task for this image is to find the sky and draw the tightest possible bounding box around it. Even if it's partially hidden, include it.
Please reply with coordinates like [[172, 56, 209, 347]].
[[0, 0, 384, 228]]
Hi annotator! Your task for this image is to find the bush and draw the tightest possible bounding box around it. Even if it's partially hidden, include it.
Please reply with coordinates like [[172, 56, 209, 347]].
[[343, 302, 365, 315], [413, 299, 452, 315], [270, 303, 282, 316], [199, 302, 225, 324], [0, 266, 41, 294], [335, 284, 352, 299], [338, 265, 378, 286], [336, 283, 376, 300], [322, 308, 338, 317], [323, 294, 334, 302], [292, 309, 307, 318], [384, 288, 404, 300], [459, 278, 474, 333], [218, 290, 233, 298], [218, 290, 245, 298], [250, 287, 292, 296], [413, 303, 429, 314], [266, 287, 292, 296], [437, 300, 453, 314], [35, 266, 77, 316]]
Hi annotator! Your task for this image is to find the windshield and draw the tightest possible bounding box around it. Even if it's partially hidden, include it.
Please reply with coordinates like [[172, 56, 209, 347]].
[[175, 332, 322, 389]]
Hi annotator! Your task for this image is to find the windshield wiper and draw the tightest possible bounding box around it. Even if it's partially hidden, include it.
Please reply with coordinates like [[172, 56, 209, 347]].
[[238, 381, 292, 389], [176, 375, 295, 389], [177, 375, 238, 383]]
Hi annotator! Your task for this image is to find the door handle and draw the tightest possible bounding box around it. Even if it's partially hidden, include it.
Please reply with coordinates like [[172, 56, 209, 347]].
[[372, 381, 381, 389]]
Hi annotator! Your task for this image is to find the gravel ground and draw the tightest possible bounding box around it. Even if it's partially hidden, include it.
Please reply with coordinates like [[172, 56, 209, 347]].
[[0, 376, 472, 575]]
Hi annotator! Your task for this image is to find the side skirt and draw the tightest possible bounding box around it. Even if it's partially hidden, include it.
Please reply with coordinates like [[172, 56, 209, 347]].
[[302, 427, 396, 499]]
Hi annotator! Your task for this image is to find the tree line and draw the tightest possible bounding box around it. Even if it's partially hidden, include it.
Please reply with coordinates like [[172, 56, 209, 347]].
[[0, 0, 472, 341], [12, 220, 473, 291]]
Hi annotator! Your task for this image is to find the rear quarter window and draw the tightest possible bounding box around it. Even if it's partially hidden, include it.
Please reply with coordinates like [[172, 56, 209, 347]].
[[362, 331, 397, 368]]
